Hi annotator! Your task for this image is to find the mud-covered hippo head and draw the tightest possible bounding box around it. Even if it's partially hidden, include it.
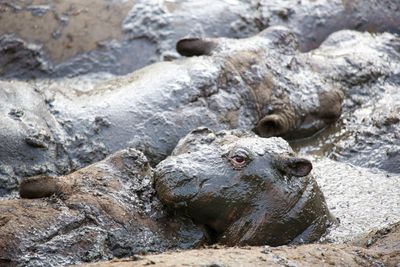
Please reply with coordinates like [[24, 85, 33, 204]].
[[155, 128, 336, 246], [177, 26, 343, 139]]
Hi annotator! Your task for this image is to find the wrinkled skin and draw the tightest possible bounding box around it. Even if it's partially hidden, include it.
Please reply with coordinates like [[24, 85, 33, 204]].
[[2, 27, 400, 195], [0, 130, 334, 266], [155, 128, 336, 246], [0, 0, 399, 78], [0, 149, 207, 267]]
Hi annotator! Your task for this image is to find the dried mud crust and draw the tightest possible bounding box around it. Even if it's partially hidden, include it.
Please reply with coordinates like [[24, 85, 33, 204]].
[[77, 221, 400, 267], [77, 244, 394, 267]]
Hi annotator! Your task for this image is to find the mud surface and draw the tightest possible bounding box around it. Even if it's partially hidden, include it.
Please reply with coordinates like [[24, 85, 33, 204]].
[[314, 159, 400, 243], [0, 1, 399, 266], [79, 222, 400, 267], [0, 0, 260, 78], [1, 0, 399, 78]]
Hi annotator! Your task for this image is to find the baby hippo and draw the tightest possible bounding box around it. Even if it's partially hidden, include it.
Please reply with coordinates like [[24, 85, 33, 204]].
[[155, 128, 336, 246]]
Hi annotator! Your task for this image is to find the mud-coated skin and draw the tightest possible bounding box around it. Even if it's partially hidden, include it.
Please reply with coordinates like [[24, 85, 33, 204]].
[[0, 0, 399, 78], [0, 149, 207, 267], [155, 128, 336, 246], [2, 27, 400, 196], [259, 0, 400, 52], [328, 75, 400, 173], [0, 131, 335, 266], [289, 31, 400, 173]]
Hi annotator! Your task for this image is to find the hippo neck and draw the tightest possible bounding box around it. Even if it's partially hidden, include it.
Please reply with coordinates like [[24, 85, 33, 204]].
[[218, 178, 334, 246]]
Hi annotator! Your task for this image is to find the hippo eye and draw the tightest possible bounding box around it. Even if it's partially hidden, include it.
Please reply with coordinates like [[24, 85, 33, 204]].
[[227, 150, 251, 170], [232, 155, 245, 163]]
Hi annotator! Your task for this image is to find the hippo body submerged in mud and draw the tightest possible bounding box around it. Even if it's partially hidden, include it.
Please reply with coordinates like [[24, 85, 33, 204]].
[[2, 26, 400, 194], [0, 129, 334, 266], [0, 26, 344, 195]]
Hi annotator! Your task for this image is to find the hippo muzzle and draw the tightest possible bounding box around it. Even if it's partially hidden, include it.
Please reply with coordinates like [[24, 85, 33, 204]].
[[155, 128, 336, 246]]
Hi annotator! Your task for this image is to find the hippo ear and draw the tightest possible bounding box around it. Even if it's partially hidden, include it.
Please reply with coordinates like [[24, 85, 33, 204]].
[[176, 38, 217, 57], [277, 157, 312, 177], [19, 175, 60, 199]]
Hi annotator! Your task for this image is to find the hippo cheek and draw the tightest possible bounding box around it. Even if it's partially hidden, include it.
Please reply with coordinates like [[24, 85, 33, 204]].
[[290, 89, 343, 138], [285, 116, 331, 139], [255, 114, 290, 137]]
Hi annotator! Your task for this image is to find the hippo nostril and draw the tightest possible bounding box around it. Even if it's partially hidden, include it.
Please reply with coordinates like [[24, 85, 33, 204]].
[[256, 115, 284, 137]]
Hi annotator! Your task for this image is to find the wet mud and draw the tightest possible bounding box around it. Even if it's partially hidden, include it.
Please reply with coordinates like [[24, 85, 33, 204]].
[[0, 0, 260, 78], [79, 222, 400, 267], [0, 1, 399, 266]]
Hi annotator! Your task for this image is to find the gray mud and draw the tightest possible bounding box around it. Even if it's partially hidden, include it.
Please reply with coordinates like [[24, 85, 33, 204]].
[[0, 0, 260, 78], [314, 158, 400, 243]]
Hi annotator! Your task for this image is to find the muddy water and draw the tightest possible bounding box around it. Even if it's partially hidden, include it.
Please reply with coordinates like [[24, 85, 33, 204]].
[[0, 0, 399, 255]]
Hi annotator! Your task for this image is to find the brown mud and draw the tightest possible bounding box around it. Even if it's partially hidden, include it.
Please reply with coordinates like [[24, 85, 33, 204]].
[[78, 222, 400, 267]]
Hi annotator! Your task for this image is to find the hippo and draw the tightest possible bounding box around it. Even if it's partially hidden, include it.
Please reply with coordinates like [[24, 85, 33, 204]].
[[2, 26, 400, 196], [329, 79, 400, 173], [0, 26, 340, 195], [155, 128, 335, 246], [0, 148, 207, 267], [1, 0, 399, 78], [287, 30, 400, 173], [0, 129, 334, 266]]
